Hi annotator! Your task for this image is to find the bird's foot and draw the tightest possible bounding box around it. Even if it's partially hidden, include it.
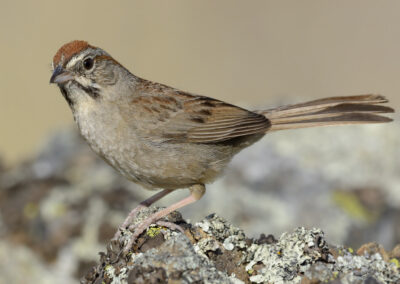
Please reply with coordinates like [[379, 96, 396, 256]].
[[113, 189, 175, 241], [115, 185, 204, 254], [112, 204, 146, 241], [121, 214, 184, 254]]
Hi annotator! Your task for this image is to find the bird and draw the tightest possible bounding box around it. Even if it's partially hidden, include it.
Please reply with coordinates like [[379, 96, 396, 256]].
[[50, 40, 394, 251]]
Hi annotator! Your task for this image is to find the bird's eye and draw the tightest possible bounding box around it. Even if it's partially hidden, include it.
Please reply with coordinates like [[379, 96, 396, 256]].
[[83, 58, 94, 70]]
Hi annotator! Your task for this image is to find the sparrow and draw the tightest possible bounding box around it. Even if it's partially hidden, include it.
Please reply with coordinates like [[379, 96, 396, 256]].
[[50, 40, 394, 252]]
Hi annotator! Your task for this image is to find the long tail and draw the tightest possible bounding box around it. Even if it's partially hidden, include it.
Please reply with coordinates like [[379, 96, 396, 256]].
[[258, 94, 394, 131]]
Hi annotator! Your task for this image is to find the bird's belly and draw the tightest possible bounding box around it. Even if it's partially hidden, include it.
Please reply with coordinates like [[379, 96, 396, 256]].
[[88, 135, 233, 190], [113, 135, 264, 189], [109, 141, 234, 190]]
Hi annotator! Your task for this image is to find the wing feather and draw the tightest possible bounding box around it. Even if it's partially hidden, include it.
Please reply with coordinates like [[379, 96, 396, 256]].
[[126, 92, 271, 143]]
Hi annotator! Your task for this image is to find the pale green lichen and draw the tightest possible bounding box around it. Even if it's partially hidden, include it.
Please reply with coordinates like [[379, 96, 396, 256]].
[[104, 264, 115, 279], [194, 237, 220, 258], [245, 227, 327, 284]]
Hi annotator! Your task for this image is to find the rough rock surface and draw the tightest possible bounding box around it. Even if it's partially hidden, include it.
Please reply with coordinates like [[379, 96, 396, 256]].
[[81, 210, 400, 284]]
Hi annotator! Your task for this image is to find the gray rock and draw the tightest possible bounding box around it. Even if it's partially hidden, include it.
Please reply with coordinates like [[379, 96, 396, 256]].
[[81, 212, 400, 283]]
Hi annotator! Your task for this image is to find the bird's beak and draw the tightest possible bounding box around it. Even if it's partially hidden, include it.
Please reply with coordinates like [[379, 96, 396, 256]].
[[50, 65, 74, 84]]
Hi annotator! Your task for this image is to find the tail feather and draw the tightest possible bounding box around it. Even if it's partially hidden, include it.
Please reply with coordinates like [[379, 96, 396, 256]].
[[257, 94, 394, 131]]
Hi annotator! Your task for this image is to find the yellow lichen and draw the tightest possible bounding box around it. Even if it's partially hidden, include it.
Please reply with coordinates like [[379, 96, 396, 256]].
[[389, 258, 399, 267], [147, 226, 161, 238]]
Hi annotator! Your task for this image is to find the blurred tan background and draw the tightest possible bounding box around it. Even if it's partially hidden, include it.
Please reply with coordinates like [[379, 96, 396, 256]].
[[1, 0, 399, 165]]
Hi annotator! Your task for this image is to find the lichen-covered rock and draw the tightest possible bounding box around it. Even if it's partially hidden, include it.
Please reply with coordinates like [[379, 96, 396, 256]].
[[81, 211, 400, 284], [244, 227, 330, 283], [81, 210, 243, 284], [126, 234, 235, 284]]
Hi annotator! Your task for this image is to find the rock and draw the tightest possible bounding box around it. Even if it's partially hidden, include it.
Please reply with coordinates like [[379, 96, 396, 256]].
[[81, 211, 400, 284]]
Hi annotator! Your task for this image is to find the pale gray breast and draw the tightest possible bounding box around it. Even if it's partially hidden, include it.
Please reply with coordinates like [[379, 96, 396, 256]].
[[73, 98, 139, 172]]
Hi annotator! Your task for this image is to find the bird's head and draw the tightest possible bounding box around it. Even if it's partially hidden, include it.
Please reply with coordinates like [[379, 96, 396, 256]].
[[50, 40, 129, 107]]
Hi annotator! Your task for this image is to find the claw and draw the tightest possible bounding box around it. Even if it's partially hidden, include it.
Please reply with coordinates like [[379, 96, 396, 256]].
[[156, 221, 185, 234]]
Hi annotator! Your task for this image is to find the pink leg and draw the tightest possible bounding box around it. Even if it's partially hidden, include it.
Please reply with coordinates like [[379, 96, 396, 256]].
[[113, 188, 174, 240], [123, 184, 205, 253]]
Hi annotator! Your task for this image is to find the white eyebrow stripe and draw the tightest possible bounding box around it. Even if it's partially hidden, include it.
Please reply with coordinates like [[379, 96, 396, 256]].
[[66, 53, 87, 69]]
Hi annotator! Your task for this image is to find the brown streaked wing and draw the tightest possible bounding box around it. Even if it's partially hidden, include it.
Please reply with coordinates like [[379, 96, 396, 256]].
[[183, 97, 271, 143], [128, 92, 271, 143]]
